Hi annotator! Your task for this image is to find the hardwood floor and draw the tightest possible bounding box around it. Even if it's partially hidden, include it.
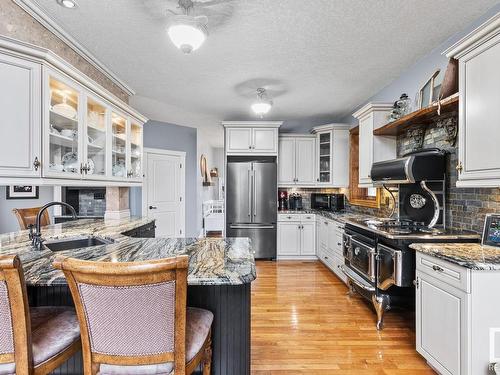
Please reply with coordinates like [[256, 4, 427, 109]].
[[251, 261, 435, 374]]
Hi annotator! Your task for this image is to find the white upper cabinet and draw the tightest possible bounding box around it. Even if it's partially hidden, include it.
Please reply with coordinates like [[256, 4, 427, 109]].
[[352, 103, 396, 187], [278, 137, 296, 184], [311, 124, 350, 187], [223, 121, 282, 155], [0, 39, 147, 186], [278, 135, 316, 186], [0, 52, 41, 177], [295, 138, 316, 184], [446, 13, 500, 187]]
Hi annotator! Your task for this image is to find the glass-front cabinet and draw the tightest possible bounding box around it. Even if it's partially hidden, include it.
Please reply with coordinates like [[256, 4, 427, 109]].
[[130, 122, 143, 179], [317, 130, 332, 185], [45, 73, 82, 178], [42, 67, 144, 183], [111, 112, 128, 179], [85, 97, 107, 178]]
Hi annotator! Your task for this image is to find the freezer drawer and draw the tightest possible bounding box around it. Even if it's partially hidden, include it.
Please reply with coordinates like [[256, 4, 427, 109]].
[[227, 224, 276, 259]]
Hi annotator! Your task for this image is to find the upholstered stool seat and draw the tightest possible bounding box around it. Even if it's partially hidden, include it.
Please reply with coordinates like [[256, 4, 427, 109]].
[[98, 307, 214, 375], [30, 307, 81, 369]]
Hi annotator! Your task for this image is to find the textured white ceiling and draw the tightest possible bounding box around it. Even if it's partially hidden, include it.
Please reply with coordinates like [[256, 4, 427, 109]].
[[32, 0, 497, 140]]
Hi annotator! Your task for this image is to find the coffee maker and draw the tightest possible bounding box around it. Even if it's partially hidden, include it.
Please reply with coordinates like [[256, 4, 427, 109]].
[[278, 190, 288, 211], [288, 193, 303, 211]]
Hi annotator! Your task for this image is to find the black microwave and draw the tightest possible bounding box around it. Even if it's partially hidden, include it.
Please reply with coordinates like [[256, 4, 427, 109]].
[[311, 193, 345, 211]]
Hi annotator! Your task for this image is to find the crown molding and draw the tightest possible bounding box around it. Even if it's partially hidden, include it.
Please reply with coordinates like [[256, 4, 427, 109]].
[[444, 11, 500, 58], [352, 102, 393, 119], [13, 0, 136, 96]]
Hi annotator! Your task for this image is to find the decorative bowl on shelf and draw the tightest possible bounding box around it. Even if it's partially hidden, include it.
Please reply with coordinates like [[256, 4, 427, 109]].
[[52, 102, 77, 119], [61, 129, 77, 138]]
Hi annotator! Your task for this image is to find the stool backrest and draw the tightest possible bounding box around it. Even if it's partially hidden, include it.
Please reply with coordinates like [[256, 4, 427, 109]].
[[0, 255, 33, 375], [54, 255, 188, 375], [12, 207, 50, 230]]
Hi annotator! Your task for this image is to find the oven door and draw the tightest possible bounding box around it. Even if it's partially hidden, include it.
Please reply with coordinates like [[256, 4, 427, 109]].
[[377, 244, 403, 290], [349, 238, 376, 282]]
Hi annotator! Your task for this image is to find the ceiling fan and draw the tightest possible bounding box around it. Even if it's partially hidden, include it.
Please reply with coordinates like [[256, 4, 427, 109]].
[[143, 0, 234, 53]]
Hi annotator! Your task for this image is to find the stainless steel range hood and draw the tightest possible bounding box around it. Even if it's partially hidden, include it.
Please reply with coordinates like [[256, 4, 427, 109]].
[[370, 148, 446, 184]]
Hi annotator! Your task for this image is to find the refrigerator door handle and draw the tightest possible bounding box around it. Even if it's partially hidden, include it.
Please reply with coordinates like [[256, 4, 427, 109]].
[[253, 171, 257, 217], [230, 224, 275, 229], [248, 169, 252, 218]]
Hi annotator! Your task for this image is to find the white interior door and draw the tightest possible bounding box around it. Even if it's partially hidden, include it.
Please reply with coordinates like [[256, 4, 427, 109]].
[[144, 149, 185, 237]]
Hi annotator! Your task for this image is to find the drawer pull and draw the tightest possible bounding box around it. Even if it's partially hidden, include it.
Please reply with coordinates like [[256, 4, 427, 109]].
[[432, 265, 444, 272], [287, 216, 292, 219]]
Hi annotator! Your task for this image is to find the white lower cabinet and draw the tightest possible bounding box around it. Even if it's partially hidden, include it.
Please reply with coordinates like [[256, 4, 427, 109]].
[[316, 216, 347, 284], [416, 252, 500, 375], [277, 214, 316, 258]]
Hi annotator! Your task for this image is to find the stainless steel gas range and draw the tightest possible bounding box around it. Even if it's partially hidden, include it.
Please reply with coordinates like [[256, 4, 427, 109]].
[[341, 219, 479, 329]]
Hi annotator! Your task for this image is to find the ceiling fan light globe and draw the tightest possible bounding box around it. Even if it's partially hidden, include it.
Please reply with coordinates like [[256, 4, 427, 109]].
[[251, 102, 272, 116], [167, 23, 207, 53]]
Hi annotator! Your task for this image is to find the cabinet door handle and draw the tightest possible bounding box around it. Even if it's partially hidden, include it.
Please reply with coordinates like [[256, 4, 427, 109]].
[[456, 162, 463, 173], [33, 157, 41, 171], [248, 145, 252, 149], [337, 242, 341, 246], [432, 265, 444, 272], [149, 205, 157, 210]]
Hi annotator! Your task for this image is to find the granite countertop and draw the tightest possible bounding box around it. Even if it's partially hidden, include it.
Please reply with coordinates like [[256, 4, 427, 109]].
[[410, 243, 500, 270], [278, 209, 366, 223], [0, 217, 256, 286]]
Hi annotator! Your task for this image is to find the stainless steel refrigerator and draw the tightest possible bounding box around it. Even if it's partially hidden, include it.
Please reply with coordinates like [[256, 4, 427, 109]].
[[226, 156, 277, 259]]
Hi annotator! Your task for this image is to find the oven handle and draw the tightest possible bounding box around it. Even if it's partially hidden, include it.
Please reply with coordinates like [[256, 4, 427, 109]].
[[340, 265, 375, 292]]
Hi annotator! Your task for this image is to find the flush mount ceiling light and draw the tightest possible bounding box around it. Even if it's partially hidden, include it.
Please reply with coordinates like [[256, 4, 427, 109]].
[[251, 88, 273, 118], [167, 0, 208, 54], [56, 0, 78, 9]]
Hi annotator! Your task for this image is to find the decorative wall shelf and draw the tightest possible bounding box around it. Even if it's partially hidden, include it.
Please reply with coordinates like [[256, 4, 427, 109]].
[[373, 93, 459, 136]]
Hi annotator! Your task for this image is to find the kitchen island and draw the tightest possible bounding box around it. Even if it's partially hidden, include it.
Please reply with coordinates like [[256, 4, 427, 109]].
[[0, 217, 256, 375]]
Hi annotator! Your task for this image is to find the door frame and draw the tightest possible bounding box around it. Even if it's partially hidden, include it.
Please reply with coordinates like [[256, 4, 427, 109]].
[[142, 147, 186, 236]]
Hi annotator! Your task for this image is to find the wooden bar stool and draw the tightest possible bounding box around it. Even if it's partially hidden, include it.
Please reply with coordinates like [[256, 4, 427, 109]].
[[0, 255, 81, 375], [53, 255, 213, 375], [11, 207, 50, 231]]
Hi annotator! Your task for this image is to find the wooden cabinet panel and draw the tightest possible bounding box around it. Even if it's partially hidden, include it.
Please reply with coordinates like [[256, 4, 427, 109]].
[[253, 128, 277, 153], [295, 138, 316, 184], [278, 138, 296, 184], [226, 127, 253, 153], [458, 36, 500, 186], [0, 53, 41, 177], [277, 222, 301, 256], [416, 270, 469, 375], [300, 222, 316, 255]]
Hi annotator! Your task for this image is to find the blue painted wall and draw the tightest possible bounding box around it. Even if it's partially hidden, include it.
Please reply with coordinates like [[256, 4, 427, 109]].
[[340, 3, 500, 125], [129, 120, 198, 237]]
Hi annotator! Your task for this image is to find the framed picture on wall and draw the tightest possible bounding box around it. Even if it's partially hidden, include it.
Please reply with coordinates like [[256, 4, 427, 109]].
[[6, 185, 39, 200]]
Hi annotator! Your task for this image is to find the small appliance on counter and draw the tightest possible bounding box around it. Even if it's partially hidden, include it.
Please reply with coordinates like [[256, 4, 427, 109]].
[[311, 193, 344, 211], [288, 193, 303, 211], [278, 190, 288, 211]]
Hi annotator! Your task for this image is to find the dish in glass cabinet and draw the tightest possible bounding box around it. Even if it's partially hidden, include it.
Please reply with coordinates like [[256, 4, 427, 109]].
[[62, 152, 78, 173], [61, 129, 77, 138], [52, 103, 77, 119], [86, 158, 95, 175], [49, 163, 64, 172]]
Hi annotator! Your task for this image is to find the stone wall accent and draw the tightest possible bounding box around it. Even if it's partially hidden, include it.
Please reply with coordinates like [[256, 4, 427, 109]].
[[397, 112, 500, 233], [0, 0, 129, 102]]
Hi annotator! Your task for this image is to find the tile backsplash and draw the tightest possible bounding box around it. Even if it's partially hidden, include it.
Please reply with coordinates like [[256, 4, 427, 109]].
[[281, 111, 500, 234]]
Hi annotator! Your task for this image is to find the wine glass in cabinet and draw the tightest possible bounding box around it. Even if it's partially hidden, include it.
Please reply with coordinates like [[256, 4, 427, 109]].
[[111, 112, 127, 179], [85, 97, 107, 178], [45, 74, 82, 178]]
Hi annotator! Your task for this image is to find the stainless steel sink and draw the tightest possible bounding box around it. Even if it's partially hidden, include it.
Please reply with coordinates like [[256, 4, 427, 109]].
[[44, 236, 114, 252]]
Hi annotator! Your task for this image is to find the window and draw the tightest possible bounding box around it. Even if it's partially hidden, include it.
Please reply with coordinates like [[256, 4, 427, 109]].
[[348, 127, 381, 208]]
